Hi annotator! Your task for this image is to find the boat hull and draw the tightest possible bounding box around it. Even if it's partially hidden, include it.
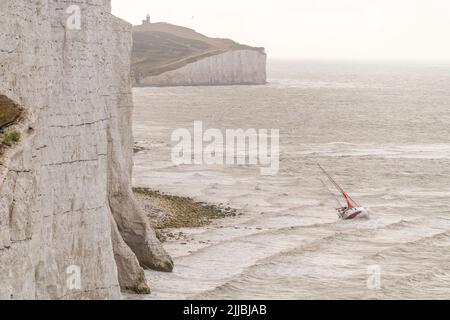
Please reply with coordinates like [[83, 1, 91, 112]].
[[340, 207, 369, 220]]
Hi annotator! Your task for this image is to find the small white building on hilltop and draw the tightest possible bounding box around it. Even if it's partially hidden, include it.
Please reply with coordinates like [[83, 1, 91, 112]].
[[142, 14, 151, 25]]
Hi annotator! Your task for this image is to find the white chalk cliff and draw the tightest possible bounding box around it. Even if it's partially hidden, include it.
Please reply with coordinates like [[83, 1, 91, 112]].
[[140, 49, 267, 86], [0, 0, 172, 299]]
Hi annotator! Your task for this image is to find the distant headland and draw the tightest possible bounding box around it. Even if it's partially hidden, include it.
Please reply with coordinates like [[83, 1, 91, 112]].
[[132, 15, 267, 87]]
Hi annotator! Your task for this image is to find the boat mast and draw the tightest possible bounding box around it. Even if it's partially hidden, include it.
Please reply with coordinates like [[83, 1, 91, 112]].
[[317, 164, 360, 208], [319, 178, 343, 207]]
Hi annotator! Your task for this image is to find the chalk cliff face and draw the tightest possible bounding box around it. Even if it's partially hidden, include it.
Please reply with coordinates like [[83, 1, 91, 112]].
[[0, 0, 172, 299], [139, 49, 267, 87]]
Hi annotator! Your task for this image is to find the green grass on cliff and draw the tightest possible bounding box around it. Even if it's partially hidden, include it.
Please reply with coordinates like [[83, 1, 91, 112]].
[[0, 130, 21, 157], [0, 95, 22, 157], [1, 130, 20, 146]]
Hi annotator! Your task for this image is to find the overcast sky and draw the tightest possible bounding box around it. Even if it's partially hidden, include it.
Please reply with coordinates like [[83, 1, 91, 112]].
[[112, 0, 450, 61]]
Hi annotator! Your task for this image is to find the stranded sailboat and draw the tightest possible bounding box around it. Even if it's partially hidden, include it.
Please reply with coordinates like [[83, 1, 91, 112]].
[[318, 164, 369, 220]]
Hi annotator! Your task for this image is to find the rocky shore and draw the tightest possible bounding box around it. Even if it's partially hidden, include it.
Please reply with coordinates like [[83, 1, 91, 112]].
[[134, 188, 239, 243]]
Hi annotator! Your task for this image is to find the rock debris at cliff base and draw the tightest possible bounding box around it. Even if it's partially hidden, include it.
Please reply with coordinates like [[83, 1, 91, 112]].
[[134, 187, 239, 242]]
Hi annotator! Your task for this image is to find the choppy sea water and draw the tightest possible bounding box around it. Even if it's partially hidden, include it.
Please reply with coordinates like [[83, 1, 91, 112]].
[[132, 60, 450, 299]]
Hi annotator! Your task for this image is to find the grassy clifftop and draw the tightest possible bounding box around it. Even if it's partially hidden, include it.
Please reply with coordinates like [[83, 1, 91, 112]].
[[132, 22, 265, 84]]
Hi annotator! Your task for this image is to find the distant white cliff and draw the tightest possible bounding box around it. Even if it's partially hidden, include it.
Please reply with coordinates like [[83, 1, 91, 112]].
[[138, 49, 267, 86], [132, 22, 267, 87]]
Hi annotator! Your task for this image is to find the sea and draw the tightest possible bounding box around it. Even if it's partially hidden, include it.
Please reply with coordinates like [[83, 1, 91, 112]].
[[132, 60, 450, 299]]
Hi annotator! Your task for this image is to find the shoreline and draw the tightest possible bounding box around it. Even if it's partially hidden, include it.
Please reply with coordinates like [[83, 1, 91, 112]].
[[133, 187, 240, 243]]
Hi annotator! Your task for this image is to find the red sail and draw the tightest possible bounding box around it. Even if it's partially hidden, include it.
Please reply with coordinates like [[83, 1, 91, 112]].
[[318, 164, 360, 209], [343, 193, 354, 209]]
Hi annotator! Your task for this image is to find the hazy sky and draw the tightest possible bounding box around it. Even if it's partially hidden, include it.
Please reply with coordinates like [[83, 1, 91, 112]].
[[112, 0, 450, 61]]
